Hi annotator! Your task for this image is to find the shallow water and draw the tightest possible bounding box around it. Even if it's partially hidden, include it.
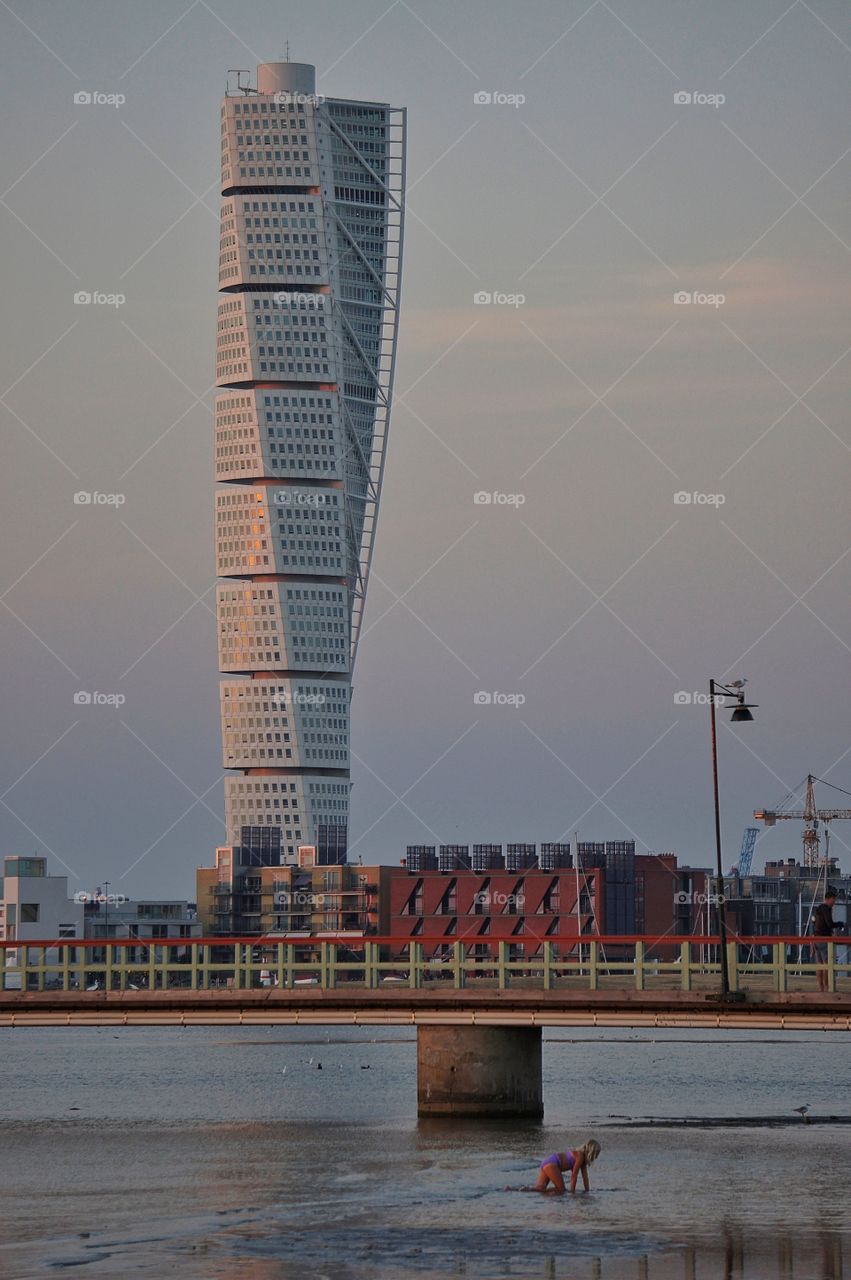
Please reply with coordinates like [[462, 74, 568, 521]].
[[1, 1026, 849, 1278]]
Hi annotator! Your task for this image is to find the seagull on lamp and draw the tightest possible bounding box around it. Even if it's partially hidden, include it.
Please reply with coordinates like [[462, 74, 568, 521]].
[[792, 1105, 811, 1124]]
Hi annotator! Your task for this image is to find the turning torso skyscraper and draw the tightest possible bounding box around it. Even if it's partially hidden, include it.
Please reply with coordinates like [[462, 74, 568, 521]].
[[214, 62, 405, 866]]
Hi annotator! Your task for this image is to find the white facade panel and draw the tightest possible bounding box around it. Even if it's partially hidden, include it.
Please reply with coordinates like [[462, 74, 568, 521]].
[[215, 389, 343, 483]]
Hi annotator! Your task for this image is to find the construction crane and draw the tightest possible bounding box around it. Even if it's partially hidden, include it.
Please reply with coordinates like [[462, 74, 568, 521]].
[[754, 775, 851, 868], [736, 827, 758, 877]]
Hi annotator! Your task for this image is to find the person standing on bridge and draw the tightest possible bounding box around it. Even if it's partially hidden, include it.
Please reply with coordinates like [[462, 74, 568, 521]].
[[813, 886, 844, 993], [527, 1139, 601, 1194]]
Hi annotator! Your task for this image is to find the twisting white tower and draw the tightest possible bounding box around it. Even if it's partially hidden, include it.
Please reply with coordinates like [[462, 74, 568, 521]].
[[215, 61, 405, 866]]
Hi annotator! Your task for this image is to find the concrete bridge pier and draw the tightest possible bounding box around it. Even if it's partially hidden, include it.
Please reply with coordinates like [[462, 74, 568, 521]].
[[417, 1025, 543, 1117]]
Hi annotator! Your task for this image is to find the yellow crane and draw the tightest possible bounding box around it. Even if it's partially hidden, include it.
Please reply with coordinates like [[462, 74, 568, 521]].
[[754, 775, 851, 868]]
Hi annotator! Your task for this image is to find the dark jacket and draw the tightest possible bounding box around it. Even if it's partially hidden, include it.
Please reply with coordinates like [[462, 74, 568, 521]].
[[812, 902, 839, 937]]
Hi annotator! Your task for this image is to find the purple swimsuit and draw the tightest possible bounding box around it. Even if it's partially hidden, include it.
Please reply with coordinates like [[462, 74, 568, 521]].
[[540, 1151, 575, 1171]]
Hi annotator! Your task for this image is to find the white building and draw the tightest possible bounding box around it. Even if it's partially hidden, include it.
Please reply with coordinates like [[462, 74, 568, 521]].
[[0, 856, 84, 943], [214, 60, 405, 866]]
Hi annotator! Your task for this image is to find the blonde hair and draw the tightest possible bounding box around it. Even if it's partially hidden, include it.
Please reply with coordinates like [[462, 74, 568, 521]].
[[579, 1139, 601, 1164]]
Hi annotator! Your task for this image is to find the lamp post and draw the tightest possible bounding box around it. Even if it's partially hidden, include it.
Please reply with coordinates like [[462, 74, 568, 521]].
[[103, 880, 110, 940], [709, 678, 757, 998]]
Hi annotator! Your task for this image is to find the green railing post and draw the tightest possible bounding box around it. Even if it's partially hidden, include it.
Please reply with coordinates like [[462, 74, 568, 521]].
[[453, 941, 466, 990], [498, 941, 507, 990], [325, 943, 337, 990], [189, 943, 199, 991], [275, 941, 285, 990], [589, 941, 598, 991], [543, 941, 553, 991], [285, 943, 295, 990], [680, 941, 691, 991], [726, 941, 739, 994], [365, 941, 378, 989], [775, 940, 787, 993], [634, 941, 645, 991], [62, 944, 71, 992], [409, 941, 423, 989], [828, 940, 836, 994]]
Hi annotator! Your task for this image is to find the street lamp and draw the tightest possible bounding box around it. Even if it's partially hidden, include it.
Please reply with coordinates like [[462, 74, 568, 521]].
[[103, 881, 110, 939], [709, 678, 757, 998]]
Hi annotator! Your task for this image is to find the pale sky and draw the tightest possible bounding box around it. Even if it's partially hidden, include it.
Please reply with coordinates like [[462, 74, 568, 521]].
[[1, 0, 850, 899]]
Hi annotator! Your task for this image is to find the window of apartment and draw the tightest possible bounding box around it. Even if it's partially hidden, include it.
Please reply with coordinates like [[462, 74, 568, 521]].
[[58, 924, 77, 938], [20, 903, 39, 923]]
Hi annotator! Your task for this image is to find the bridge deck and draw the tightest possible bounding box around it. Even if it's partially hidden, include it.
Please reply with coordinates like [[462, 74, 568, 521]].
[[2, 987, 850, 1030]]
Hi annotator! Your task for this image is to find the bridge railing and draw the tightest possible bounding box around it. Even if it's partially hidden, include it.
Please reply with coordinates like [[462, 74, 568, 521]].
[[1, 934, 849, 994]]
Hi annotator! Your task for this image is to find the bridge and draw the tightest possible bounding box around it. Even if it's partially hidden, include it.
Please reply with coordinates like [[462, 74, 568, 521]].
[[3, 935, 849, 1117]]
